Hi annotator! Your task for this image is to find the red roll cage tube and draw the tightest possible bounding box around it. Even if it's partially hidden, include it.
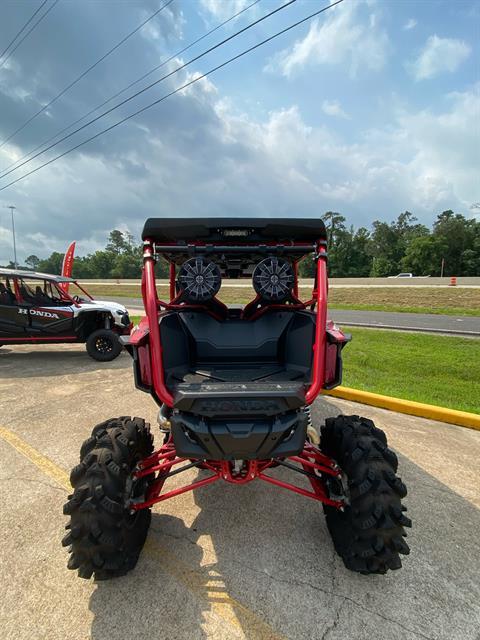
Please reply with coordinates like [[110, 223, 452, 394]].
[[141, 237, 329, 409], [11, 274, 93, 307]]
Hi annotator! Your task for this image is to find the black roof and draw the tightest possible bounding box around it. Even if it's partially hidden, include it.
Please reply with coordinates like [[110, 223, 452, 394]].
[[142, 217, 326, 243], [0, 267, 75, 283]]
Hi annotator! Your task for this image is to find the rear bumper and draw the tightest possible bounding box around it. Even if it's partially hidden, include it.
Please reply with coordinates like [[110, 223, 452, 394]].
[[171, 409, 308, 460]]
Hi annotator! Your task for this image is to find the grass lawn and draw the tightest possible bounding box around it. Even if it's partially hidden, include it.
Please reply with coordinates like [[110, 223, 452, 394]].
[[341, 327, 479, 414], [327, 287, 480, 317], [87, 284, 480, 316], [128, 316, 478, 414]]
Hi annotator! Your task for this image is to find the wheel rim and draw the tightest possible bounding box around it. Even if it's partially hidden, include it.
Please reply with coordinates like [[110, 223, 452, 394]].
[[95, 336, 114, 354]]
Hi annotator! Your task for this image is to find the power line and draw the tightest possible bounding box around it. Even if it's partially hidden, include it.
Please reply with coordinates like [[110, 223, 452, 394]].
[[0, 0, 49, 63], [0, 0, 261, 178], [0, 0, 58, 71], [0, 0, 344, 193], [0, 0, 175, 150], [0, 0, 295, 180]]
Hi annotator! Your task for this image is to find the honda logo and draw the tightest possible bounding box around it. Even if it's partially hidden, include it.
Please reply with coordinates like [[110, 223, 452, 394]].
[[18, 308, 59, 319]]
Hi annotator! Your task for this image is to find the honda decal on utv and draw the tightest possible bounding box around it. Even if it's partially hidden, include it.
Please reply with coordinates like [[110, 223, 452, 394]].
[[0, 268, 130, 361], [63, 218, 411, 580]]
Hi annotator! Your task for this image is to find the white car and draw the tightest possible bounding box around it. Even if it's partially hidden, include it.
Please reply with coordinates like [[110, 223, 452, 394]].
[[388, 273, 414, 278]]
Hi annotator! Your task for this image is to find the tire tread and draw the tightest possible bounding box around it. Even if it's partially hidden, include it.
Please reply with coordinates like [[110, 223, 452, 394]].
[[63, 416, 153, 580], [321, 415, 411, 575]]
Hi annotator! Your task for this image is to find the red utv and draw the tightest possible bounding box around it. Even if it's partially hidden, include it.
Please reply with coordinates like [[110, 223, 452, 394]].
[[63, 218, 410, 579]]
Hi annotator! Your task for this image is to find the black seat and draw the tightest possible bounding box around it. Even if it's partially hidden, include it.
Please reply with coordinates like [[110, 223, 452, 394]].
[[0, 282, 15, 305]]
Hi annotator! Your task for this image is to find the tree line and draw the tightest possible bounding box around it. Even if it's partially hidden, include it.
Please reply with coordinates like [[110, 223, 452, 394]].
[[2, 210, 478, 278], [299, 210, 479, 277]]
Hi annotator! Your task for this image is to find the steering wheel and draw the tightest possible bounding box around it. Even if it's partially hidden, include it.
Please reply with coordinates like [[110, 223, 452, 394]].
[[72, 295, 82, 303]]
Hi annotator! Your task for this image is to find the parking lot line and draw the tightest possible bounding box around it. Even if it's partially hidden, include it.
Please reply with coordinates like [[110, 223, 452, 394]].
[[145, 539, 285, 639], [0, 424, 284, 640], [0, 425, 70, 490]]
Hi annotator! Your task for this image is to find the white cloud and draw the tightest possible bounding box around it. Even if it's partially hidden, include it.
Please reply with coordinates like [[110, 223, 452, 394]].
[[266, 1, 390, 78], [395, 87, 479, 208], [0, 0, 477, 265], [410, 35, 471, 80], [403, 18, 417, 30], [322, 99, 350, 119], [2, 83, 478, 263], [199, 0, 256, 22]]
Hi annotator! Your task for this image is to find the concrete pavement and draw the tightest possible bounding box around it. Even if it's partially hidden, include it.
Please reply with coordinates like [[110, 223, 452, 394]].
[[0, 344, 479, 640]]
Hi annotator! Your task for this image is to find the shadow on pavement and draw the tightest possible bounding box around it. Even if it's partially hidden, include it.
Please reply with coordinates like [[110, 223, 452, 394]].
[[88, 431, 480, 639], [0, 346, 130, 378]]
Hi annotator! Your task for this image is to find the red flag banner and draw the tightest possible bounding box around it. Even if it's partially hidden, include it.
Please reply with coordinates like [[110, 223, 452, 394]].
[[60, 241, 76, 292]]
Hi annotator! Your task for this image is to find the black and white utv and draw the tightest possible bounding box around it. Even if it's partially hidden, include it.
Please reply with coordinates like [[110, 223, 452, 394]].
[[0, 268, 131, 361]]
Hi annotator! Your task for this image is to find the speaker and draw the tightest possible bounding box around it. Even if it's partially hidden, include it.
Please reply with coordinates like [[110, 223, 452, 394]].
[[252, 257, 294, 302], [177, 258, 221, 302]]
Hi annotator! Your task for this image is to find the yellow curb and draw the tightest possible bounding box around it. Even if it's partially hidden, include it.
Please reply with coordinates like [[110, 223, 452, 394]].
[[323, 387, 480, 431]]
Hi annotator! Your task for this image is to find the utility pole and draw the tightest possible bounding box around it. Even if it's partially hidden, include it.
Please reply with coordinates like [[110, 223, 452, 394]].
[[5, 205, 17, 269]]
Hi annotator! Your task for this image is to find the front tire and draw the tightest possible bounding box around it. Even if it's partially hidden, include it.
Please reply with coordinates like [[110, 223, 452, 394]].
[[86, 328, 122, 362], [63, 417, 154, 580], [321, 415, 411, 575]]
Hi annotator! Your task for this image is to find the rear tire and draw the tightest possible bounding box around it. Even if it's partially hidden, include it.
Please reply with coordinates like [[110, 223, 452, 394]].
[[321, 415, 411, 575], [86, 328, 122, 362], [63, 417, 154, 580]]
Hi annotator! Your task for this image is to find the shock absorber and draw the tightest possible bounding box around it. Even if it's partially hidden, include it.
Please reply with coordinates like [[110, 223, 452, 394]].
[[304, 405, 320, 445]]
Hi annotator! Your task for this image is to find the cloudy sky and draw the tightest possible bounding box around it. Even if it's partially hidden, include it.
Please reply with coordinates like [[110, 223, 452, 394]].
[[0, 0, 478, 263]]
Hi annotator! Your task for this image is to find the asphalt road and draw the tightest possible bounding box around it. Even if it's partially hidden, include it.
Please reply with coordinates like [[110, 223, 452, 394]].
[[328, 309, 480, 337], [101, 296, 480, 337], [0, 345, 479, 640]]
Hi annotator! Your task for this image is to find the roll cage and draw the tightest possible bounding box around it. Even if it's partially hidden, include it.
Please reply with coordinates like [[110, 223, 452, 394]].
[[136, 218, 334, 408], [0, 268, 93, 307]]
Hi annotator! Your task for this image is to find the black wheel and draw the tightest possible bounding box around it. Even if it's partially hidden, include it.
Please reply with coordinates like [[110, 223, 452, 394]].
[[86, 328, 122, 362], [321, 415, 411, 575], [63, 417, 154, 580]]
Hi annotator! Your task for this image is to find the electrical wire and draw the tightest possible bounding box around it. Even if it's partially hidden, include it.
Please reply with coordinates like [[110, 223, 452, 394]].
[[0, 0, 261, 178], [0, 0, 48, 63], [0, 0, 175, 150], [0, 0, 296, 180], [0, 0, 58, 71], [0, 0, 344, 193]]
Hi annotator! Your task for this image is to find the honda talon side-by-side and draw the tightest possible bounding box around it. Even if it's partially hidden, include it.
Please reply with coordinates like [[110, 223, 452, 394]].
[[63, 218, 411, 579], [0, 268, 131, 361]]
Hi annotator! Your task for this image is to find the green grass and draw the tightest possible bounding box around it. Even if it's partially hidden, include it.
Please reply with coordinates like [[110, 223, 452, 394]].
[[327, 287, 480, 317], [129, 316, 479, 414], [89, 284, 480, 316], [341, 327, 480, 414]]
